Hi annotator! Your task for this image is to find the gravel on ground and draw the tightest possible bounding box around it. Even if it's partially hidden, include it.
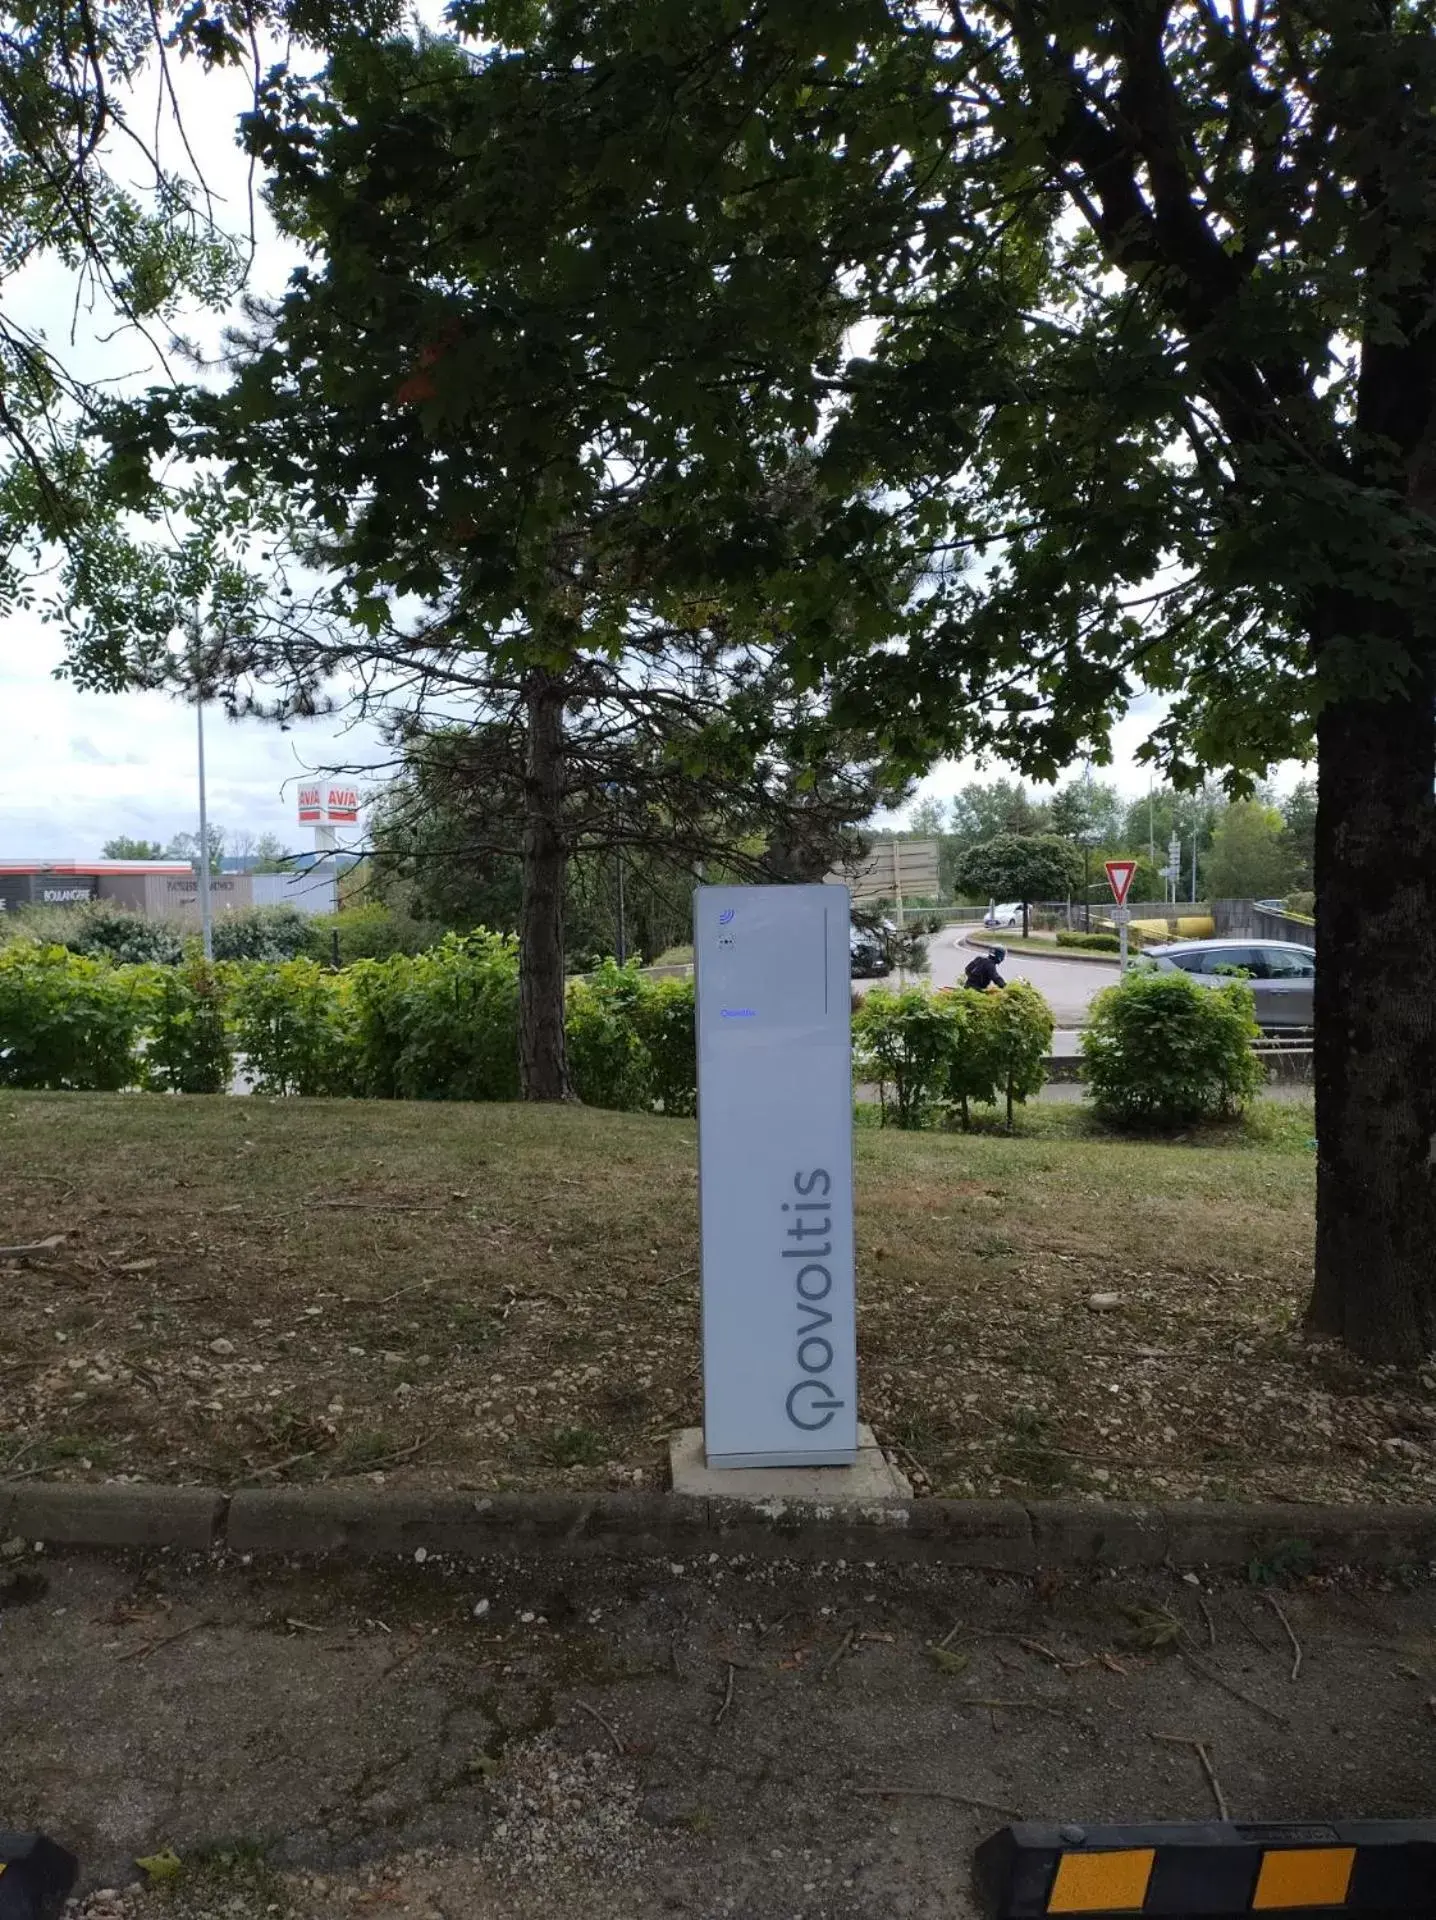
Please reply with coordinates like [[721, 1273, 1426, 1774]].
[[17, 1545, 1433, 1920]]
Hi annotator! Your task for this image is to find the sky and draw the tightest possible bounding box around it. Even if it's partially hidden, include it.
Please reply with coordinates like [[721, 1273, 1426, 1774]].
[[0, 42, 387, 860], [0, 31, 1306, 860]]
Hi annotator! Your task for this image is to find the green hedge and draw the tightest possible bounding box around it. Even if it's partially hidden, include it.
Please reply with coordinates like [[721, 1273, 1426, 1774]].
[[1081, 969, 1263, 1128], [0, 936, 696, 1115], [1055, 930, 1120, 952], [852, 981, 1055, 1129], [1054, 929, 1147, 953], [0, 945, 154, 1090]]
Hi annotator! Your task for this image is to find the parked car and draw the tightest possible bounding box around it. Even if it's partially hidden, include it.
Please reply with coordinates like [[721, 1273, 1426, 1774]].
[[1143, 939, 1314, 1028], [983, 901, 1022, 928], [849, 923, 891, 979]]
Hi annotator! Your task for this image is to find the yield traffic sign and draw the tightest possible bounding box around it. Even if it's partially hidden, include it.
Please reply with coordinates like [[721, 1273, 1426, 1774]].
[[1104, 859, 1138, 907]]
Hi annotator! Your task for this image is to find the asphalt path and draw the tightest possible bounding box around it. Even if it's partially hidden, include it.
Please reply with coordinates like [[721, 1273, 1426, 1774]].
[[895, 926, 1120, 1028]]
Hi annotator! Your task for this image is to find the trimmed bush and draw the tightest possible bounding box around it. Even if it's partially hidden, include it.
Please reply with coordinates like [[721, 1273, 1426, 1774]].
[[1055, 930, 1120, 952], [0, 927, 699, 1114], [0, 902, 186, 966], [632, 975, 696, 1116], [209, 906, 313, 963], [1081, 969, 1263, 1128], [940, 981, 1055, 1127], [853, 987, 967, 1129], [973, 981, 1055, 1127], [302, 904, 441, 965], [566, 963, 652, 1112], [0, 944, 151, 1090], [347, 933, 521, 1101], [143, 959, 234, 1094], [231, 958, 358, 1096]]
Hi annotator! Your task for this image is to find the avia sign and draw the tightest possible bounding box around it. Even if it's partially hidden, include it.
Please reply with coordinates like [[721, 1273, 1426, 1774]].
[[297, 783, 361, 826]]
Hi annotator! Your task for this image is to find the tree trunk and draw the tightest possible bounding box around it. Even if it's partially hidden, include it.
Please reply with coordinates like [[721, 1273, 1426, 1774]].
[[518, 669, 571, 1102], [1305, 649, 1436, 1362]]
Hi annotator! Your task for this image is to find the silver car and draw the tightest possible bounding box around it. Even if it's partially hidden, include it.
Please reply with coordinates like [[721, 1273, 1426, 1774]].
[[1144, 939, 1315, 1029]]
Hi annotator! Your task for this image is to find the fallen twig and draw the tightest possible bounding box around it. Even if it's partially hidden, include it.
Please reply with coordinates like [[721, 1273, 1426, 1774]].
[[1150, 1733, 1230, 1820], [937, 1620, 966, 1651], [712, 1662, 735, 1729], [230, 1448, 323, 1486], [0, 1236, 65, 1260], [1198, 1597, 1218, 1650], [329, 1435, 427, 1478], [116, 1618, 212, 1664], [955, 1697, 1071, 1717], [849, 1785, 1024, 1820], [891, 1440, 931, 1486], [1179, 1649, 1289, 1728], [0, 1438, 38, 1478], [371, 1280, 436, 1308], [821, 1626, 857, 1681], [573, 1697, 625, 1756], [314, 1201, 438, 1213], [382, 1633, 429, 1678], [1017, 1638, 1065, 1668], [1263, 1594, 1303, 1681]]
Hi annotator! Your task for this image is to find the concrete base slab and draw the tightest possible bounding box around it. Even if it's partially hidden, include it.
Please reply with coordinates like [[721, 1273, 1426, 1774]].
[[669, 1425, 911, 1502]]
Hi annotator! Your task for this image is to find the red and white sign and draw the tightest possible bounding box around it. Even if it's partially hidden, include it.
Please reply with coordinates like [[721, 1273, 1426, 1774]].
[[1104, 859, 1138, 907], [297, 784, 361, 827]]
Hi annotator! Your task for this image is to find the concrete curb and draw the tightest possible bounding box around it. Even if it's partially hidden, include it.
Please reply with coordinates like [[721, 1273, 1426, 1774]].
[[3, 1483, 1434, 1574]]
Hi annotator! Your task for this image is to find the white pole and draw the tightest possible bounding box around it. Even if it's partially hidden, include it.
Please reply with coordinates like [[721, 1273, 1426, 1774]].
[[1118, 917, 1129, 974], [196, 687, 214, 962]]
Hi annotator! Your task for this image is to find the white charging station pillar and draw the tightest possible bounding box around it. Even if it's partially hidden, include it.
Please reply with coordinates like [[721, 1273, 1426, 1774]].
[[694, 884, 857, 1469]]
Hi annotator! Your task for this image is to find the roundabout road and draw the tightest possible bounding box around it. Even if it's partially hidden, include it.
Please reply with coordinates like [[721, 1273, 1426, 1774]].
[[877, 927, 1121, 1027]]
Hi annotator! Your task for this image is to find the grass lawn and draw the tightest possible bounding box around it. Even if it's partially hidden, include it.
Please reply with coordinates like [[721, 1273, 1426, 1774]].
[[1, 1091, 1432, 1506]]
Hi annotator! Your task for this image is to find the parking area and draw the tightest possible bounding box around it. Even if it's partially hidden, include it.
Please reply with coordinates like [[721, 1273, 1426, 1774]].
[[13, 1549, 1436, 1920]]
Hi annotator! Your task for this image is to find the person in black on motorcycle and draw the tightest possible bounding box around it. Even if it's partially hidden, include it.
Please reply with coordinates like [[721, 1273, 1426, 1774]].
[[964, 946, 1007, 991]]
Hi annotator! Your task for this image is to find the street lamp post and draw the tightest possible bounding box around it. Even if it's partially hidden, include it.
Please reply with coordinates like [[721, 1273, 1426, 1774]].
[[615, 845, 627, 966], [194, 657, 214, 963]]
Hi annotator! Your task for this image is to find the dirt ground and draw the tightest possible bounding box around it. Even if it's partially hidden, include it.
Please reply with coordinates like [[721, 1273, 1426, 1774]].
[[0, 1547, 1423, 1920], [4, 1091, 1435, 1508]]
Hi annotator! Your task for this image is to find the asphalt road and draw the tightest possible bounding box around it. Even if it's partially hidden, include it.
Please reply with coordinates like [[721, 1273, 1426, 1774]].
[[897, 928, 1120, 1028]]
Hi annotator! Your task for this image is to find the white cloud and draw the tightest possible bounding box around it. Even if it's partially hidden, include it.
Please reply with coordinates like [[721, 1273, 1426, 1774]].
[[0, 614, 385, 857]]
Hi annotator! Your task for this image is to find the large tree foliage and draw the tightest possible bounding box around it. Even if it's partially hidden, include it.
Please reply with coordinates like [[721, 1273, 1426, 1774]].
[[82, 0, 1436, 1355], [872, 0, 1436, 1362], [112, 26, 923, 1097], [1204, 800, 1297, 905], [0, 0, 397, 617], [368, 687, 904, 960], [954, 833, 1083, 934]]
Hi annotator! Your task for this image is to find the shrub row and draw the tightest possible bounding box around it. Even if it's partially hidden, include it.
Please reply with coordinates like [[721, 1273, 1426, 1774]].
[[1054, 930, 1122, 953], [0, 940, 697, 1115], [0, 901, 442, 969], [852, 982, 1055, 1129], [0, 938, 1266, 1134]]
